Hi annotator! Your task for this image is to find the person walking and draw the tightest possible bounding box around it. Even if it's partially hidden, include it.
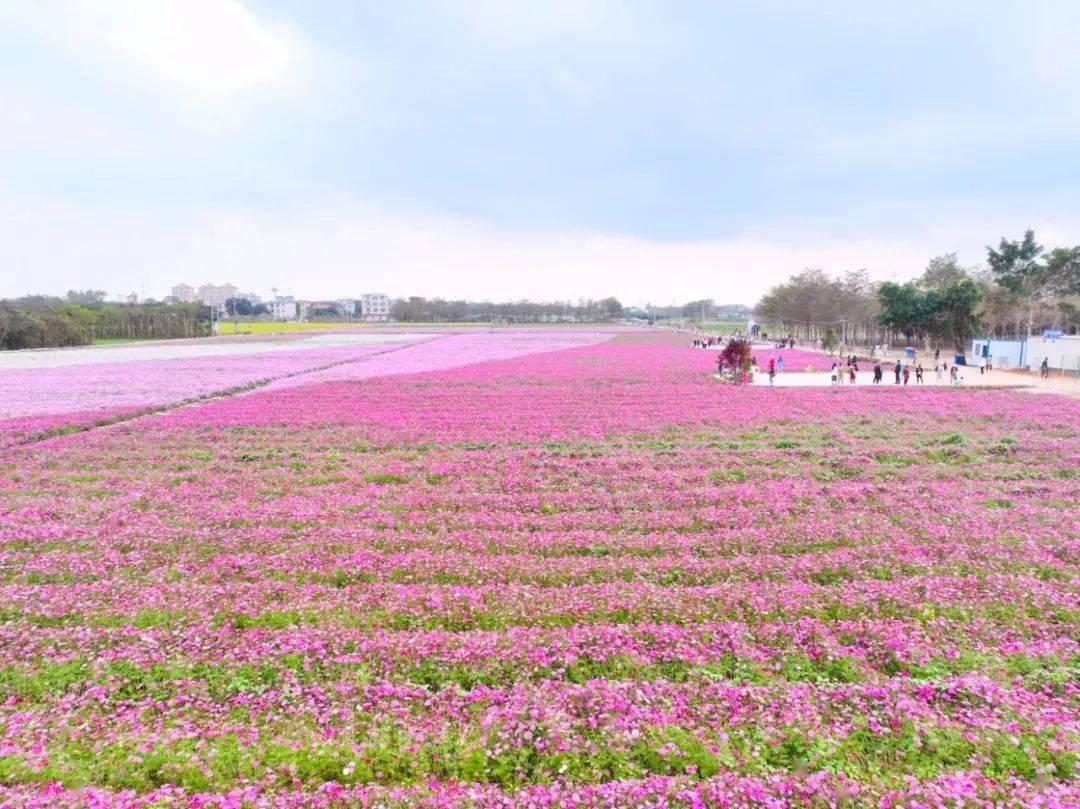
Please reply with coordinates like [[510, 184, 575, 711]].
[[950, 365, 960, 386], [1040, 357, 1049, 378], [915, 364, 924, 384], [848, 365, 857, 385], [873, 362, 883, 384], [894, 361, 902, 385], [902, 366, 911, 385], [776, 356, 784, 374], [830, 363, 838, 386], [935, 363, 944, 383]]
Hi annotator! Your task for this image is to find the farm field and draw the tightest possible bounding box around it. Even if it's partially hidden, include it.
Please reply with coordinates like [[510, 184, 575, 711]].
[[216, 322, 566, 336], [0, 328, 1077, 807], [217, 322, 365, 335], [0, 330, 604, 448]]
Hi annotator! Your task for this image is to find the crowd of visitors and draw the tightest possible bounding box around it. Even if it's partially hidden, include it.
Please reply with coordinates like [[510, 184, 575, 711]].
[[698, 329, 977, 388], [828, 355, 962, 387]]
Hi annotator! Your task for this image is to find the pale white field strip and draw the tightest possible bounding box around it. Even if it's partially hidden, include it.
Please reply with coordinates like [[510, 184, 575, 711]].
[[0, 332, 427, 370]]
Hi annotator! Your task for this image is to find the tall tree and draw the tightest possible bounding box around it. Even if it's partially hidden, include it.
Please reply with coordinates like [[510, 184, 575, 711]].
[[600, 297, 623, 318], [1043, 246, 1080, 296], [65, 289, 107, 305], [919, 254, 967, 290], [925, 277, 982, 350], [986, 231, 1078, 334], [877, 282, 932, 343], [986, 230, 1044, 294]]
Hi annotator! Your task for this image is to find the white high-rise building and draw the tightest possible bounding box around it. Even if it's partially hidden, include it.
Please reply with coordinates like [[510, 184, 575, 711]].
[[361, 293, 391, 322], [197, 283, 239, 310], [170, 283, 196, 303]]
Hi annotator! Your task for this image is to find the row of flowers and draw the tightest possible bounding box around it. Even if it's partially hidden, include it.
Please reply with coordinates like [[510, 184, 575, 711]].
[[0, 330, 612, 447], [0, 332, 1076, 806]]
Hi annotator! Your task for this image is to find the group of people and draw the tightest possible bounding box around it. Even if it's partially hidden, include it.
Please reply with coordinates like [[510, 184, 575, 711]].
[[765, 355, 784, 383], [695, 332, 797, 352], [692, 333, 746, 349], [704, 332, 975, 389], [883, 360, 924, 385], [830, 358, 860, 386], [827, 355, 863, 385], [825, 354, 964, 386]]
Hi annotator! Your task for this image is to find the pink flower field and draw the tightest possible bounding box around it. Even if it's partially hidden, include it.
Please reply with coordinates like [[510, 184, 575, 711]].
[[0, 329, 1077, 807], [0, 330, 608, 447], [750, 347, 837, 371], [0, 342, 413, 448]]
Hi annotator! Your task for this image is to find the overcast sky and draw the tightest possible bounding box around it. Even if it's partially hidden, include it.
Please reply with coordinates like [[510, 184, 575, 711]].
[[2, 1, 1078, 305]]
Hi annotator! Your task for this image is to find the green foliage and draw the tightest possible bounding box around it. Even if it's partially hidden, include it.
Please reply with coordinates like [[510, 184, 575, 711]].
[[363, 472, 410, 485], [877, 281, 934, 340], [924, 276, 982, 349], [1043, 245, 1080, 296], [709, 468, 747, 483], [878, 268, 982, 349], [0, 302, 93, 349], [987, 230, 1044, 294], [0, 659, 91, 701], [986, 231, 1079, 323], [822, 327, 838, 352], [0, 296, 208, 349], [919, 254, 967, 290]]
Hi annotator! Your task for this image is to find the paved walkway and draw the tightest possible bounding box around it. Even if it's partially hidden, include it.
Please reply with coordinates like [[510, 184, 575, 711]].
[[744, 366, 1078, 395], [733, 342, 1080, 396]]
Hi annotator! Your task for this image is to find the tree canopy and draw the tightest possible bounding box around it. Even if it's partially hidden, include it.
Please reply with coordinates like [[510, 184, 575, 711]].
[[758, 230, 1078, 349], [876, 256, 983, 349]]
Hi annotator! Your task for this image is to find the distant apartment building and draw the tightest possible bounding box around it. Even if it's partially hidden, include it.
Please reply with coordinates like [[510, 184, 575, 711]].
[[361, 293, 391, 322], [170, 283, 196, 303], [197, 283, 239, 311], [334, 298, 359, 318], [269, 296, 298, 321]]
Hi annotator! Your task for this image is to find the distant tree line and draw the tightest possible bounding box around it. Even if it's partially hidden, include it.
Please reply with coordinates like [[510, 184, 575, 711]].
[[387, 296, 751, 324], [0, 290, 208, 350], [390, 296, 625, 323], [224, 298, 268, 317], [667, 300, 751, 321], [757, 270, 881, 346], [757, 230, 1079, 350]]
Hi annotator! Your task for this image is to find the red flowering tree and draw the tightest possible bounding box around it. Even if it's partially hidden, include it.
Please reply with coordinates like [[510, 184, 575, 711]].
[[719, 339, 753, 383]]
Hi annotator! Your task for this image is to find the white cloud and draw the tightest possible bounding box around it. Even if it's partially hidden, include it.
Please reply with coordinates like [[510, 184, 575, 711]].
[[446, 0, 640, 49], [1027, 3, 1080, 87], [8, 195, 1076, 305], [4, 0, 305, 98]]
